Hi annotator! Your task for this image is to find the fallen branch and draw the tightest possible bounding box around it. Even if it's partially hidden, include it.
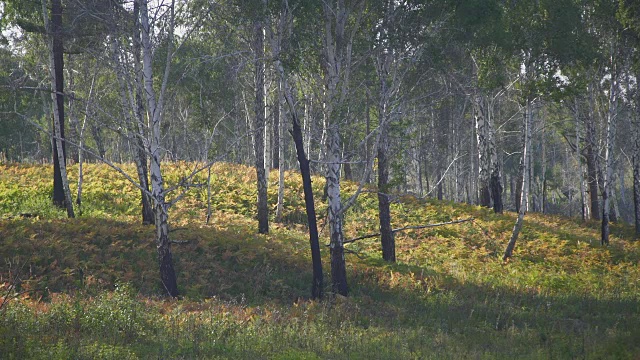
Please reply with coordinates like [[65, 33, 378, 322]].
[[342, 217, 475, 245]]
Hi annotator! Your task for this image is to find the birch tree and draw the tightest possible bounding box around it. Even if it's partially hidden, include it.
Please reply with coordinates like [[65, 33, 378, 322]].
[[321, 0, 364, 296], [139, 0, 178, 297], [253, 11, 269, 234]]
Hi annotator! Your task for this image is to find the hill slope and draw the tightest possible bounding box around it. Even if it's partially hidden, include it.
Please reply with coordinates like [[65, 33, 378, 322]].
[[1, 162, 639, 359]]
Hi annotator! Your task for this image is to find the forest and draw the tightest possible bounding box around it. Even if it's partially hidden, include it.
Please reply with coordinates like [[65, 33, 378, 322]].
[[1, 0, 640, 358]]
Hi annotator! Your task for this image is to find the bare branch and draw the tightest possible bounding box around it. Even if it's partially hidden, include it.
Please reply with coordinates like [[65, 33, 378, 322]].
[[339, 217, 475, 245]]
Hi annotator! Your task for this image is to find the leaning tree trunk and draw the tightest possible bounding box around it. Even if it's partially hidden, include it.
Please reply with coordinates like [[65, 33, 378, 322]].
[[253, 19, 269, 234], [504, 97, 533, 260], [42, 0, 74, 218], [290, 106, 324, 299], [267, 9, 323, 299]]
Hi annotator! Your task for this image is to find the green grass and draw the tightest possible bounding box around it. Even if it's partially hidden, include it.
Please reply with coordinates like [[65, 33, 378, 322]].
[[0, 162, 639, 359]]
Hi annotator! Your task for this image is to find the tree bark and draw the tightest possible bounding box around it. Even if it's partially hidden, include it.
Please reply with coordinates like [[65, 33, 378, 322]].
[[377, 135, 394, 261], [276, 79, 285, 221], [601, 52, 618, 246], [253, 19, 269, 234], [47, 0, 66, 209], [504, 95, 533, 260], [474, 94, 491, 207], [326, 126, 348, 295], [487, 96, 503, 213], [585, 82, 601, 220], [133, 0, 154, 225], [375, 4, 395, 262], [634, 75, 640, 236], [140, 0, 178, 297], [42, 0, 74, 218], [267, 7, 323, 299]]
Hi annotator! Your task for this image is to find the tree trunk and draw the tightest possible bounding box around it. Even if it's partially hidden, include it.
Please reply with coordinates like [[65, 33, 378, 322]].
[[601, 57, 618, 246], [155, 196, 177, 297], [267, 9, 323, 299], [133, 0, 154, 225], [291, 110, 324, 299], [634, 88, 640, 236], [273, 79, 280, 170], [376, 13, 395, 261], [504, 97, 533, 260], [575, 101, 588, 221], [42, 0, 74, 218], [76, 72, 95, 210], [47, 0, 66, 209], [474, 94, 491, 208], [276, 80, 285, 221], [253, 19, 269, 234], [377, 129, 394, 261], [487, 96, 503, 213], [327, 126, 348, 296], [585, 83, 600, 220], [140, 0, 178, 297]]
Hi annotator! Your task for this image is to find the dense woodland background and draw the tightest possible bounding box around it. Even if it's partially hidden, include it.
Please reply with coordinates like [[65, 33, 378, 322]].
[[2, 0, 640, 296]]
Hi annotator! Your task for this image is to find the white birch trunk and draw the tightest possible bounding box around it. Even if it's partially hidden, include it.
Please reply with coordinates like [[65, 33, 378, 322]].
[[140, 0, 178, 297], [601, 53, 618, 245], [504, 94, 533, 260]]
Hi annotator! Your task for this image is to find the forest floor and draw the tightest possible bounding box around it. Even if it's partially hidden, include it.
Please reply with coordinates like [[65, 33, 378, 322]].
[[1, 162, 639, 359]]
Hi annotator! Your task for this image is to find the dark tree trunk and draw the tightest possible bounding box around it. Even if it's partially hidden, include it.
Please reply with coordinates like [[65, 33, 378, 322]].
[[490, 171, 503, 213], [601, 192, 610, 245], [51, 0, 66, 208], [479, 186, 491, 208], [155, 201, 178, 297], [378, 141, 395, 262], [290, 107, 324, 299], [343, 162, 352, 181]]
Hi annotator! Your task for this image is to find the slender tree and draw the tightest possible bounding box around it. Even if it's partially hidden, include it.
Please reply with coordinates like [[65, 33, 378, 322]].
[[139, 0, 178, 297], [41, 0, 74, 217]]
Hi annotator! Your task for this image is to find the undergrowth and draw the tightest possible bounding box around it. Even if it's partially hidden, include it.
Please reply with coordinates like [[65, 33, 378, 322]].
[[0, 162, 639, 359]]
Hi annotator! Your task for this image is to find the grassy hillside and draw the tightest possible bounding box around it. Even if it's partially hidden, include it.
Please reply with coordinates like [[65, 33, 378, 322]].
[[1, 162, 639, 359]]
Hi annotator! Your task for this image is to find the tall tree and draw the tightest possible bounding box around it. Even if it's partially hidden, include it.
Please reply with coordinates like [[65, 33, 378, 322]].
[[320, 0, 366, 296], [253, 10, 269, 234], [266, 0, 324, 298], [139, 0, 178, 297], [41, 0, 74, 217]]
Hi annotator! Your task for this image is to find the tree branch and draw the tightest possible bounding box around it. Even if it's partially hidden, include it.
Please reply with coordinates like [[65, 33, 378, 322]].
[[339, 217, 475, 245]]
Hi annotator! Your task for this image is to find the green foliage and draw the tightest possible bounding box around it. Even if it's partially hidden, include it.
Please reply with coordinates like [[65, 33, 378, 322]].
[[0, 162, 639, 358]]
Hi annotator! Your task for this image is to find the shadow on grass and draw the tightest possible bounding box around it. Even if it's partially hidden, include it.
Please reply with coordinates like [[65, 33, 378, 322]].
[[1, 215, 639, 358]]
